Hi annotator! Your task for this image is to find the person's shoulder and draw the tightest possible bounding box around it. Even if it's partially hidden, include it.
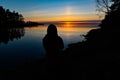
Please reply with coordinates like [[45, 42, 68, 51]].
[[58, 36, 61, 38], [43, 35, 48, 40], [58, 36, 63, 40]]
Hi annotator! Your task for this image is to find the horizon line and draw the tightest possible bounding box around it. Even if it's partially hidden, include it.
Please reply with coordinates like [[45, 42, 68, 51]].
[[26, 20, 101, 23]]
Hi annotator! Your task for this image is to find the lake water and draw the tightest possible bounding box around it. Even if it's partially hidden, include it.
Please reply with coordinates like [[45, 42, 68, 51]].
[[0, 22, 99, 63]]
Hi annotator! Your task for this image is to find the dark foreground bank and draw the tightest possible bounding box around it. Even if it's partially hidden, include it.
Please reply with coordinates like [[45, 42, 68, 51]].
[[0, 54, 72, 80]]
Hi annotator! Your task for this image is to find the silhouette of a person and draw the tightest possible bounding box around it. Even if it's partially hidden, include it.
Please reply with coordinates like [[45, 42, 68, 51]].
[[43, 24, 64, 79], [43, 24, 64, 64]]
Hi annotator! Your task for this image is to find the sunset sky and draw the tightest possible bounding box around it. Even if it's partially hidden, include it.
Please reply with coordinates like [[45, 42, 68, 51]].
[[0, 0, 100, 22]]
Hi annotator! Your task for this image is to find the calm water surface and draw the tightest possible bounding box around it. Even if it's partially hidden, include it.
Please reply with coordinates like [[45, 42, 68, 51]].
[[0, 22, 99, 63]]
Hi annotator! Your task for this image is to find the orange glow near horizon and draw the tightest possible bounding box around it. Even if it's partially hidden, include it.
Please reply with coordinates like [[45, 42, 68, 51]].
[[25, 15, 99, 22], [24, 6, 100, 22]]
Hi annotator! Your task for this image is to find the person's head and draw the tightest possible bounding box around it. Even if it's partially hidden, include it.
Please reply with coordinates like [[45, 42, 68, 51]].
[[47, 24, 58, 36]]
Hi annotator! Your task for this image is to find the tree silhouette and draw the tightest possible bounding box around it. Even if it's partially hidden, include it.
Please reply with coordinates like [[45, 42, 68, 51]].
[[96, 0, 113, 18], [64, 1, 120, 79], [0, 6, 6, 24], [0, 6, 24, 27], [96, 0, 112, 13], [99, 0, 120, 29]]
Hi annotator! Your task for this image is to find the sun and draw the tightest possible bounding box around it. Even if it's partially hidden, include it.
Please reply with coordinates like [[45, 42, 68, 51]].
[[66, 22, 71, 24], [65, 22, 71, 27]]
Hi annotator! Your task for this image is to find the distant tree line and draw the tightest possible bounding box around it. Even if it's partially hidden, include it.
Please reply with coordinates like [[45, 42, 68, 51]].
[[0, 6, 24, 27], [24, 21, 44, 27], [0, 6, 43, 28]]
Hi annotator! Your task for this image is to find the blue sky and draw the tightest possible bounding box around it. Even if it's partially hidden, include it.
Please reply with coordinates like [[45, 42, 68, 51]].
[[0, 0, 99, 22]]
